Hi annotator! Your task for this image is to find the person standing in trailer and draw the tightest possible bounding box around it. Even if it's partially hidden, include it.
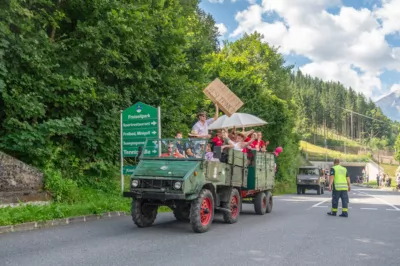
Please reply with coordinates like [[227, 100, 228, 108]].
[[189, 105, 219, 139]]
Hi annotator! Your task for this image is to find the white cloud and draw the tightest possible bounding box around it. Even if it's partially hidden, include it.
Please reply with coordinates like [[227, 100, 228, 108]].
[[390, 84, 400, 92], [208, 0, 238, 3], [216, 23, 228, 36], [230, 0, 400, 99], [374, 0, 400, 34]]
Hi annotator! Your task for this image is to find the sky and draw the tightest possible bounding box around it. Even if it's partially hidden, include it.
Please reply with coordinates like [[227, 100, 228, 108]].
[[199, 0, 400, 102]]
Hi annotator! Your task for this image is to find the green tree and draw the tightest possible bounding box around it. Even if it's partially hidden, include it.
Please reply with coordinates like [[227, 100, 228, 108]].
[[0, 0, 219, 186]]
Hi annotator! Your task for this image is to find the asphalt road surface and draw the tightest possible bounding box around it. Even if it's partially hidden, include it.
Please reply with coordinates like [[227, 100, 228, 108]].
[[1, 185, 400, 266]]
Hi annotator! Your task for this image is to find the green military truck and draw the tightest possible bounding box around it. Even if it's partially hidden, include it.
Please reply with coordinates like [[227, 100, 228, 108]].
[[296, 166, 325, 195], [122, 138, 276, 233]]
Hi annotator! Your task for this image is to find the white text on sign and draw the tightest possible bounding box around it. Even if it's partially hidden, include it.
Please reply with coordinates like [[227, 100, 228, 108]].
[[123, 131, 157, 137], [127, 114, 151, 120]]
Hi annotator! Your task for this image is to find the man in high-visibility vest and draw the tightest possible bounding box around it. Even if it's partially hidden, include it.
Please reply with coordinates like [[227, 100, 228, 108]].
[[327, 158, 351, 217]]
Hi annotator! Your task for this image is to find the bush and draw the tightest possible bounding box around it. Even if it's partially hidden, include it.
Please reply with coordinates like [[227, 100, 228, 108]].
[[43, 167, 81, 204]]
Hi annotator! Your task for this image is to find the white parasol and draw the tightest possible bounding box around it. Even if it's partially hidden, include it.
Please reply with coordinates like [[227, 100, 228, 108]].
[[208, 113, 268, 130]]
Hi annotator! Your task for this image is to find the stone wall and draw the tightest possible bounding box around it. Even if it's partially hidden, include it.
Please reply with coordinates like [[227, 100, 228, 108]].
[[0, 151, 50, 204]]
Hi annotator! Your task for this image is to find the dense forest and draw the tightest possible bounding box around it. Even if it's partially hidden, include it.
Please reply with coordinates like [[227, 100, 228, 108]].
[[291, 71, 399, 149], [0, 0, 399, 192], [0, 0, 298, 186]]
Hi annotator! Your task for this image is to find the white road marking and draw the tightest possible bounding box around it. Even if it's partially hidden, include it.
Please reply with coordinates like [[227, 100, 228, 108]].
[[386, 209, 400, 211], [355, 190, 400, 211], [360, 208, 378, 210], [280, 199, 309, 202], [315, 206, 353, 209], [307, 198, 330, 210]]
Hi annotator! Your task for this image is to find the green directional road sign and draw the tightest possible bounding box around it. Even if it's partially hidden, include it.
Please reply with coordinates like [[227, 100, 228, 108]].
[[120, 102, 162, 192], [121, 102, 160, 158], [123, 165, 137, 175]]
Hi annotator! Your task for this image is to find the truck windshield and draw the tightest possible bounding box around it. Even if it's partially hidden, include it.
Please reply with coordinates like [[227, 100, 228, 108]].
[[139, 138, 207, 160], [298, 168, 319, 175]]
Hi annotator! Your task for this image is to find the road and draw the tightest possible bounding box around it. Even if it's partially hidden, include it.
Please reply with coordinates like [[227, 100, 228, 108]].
[[1, 186, 400, 266]]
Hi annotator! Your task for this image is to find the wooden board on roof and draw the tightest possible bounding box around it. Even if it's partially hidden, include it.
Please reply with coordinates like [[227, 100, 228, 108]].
[[203, 78, 244, 117]]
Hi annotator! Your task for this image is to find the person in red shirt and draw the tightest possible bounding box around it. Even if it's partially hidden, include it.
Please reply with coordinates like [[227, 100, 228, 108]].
[[245, 131, 269, 152], [211, 129, 224, 147], [254, 132, 268, 151]]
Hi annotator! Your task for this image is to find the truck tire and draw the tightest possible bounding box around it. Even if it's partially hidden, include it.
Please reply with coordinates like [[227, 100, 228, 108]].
[[265, 191, 273, 213], [222, 188, 241, 224], [254, 192, 267, 215], [190, 188, 214, 233], [317, 186, 321, 195], [173, 204, 190, 222], [131, 199, 158, 228]]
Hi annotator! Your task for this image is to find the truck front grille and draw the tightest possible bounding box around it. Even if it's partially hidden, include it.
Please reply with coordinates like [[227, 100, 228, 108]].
[[140, 179, 174, 189]]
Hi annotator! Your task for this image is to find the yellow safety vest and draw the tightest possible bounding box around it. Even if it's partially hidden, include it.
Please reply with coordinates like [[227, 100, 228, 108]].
[[332, 165, 348, 191]]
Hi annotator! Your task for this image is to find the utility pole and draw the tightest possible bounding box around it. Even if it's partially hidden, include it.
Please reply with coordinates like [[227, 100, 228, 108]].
[[351, 111, 353, 140]]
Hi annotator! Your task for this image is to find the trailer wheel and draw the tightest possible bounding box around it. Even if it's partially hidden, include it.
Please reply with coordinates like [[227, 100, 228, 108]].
[[173, 204, 190, 222], [131, 199, 158, 228], [254, 192, 267, 215], [190, 189, 214, 233], [265, 191, 273, 213], [223, 188, 241, 224]]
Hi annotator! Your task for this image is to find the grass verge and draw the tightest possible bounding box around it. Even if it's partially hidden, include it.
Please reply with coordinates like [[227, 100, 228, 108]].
[[380, 164, 398, 177], [274, 181, 296, 195]]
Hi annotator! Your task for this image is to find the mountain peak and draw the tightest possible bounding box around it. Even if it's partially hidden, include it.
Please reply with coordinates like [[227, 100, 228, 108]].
[[375, 90, 400, 121]]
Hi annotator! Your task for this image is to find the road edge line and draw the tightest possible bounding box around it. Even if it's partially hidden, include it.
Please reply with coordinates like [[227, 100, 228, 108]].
[[0, 211, 128, 235]]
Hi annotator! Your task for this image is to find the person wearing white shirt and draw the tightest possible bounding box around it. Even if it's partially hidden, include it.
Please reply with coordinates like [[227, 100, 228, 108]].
[[189, 105, 219, 139]]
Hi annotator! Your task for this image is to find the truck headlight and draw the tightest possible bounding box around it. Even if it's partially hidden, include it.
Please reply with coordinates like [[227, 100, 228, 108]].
[[174, 181, 182, 190], [132, 179, 139, 188]]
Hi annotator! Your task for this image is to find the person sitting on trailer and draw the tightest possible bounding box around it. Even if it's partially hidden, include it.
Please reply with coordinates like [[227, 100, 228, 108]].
[[221, 130, 256, 152], [211, 129, 224, 148]]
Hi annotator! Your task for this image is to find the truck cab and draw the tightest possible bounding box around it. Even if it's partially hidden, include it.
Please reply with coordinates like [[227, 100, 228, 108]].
[[296, 166, 325, 195]]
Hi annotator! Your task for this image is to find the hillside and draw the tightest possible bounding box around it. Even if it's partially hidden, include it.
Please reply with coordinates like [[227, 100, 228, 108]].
[[292, 71, 399, 149], [304, 127, 363, 148], [300, 141, 370, 162], [375, 89, 400, 122]]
